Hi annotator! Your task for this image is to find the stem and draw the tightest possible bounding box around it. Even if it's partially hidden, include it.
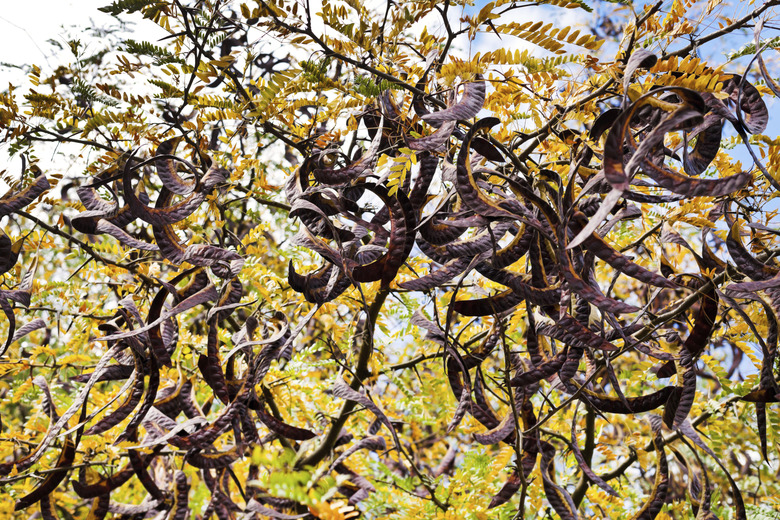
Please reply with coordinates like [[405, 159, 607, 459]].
[[571, 404, 596, 507], [261, 385, 293, 450], [17, 210, 158, 287], [666, 0, 780, 58], [599, 395, 741, 483], [501, 325, 529, 518], [295, 287, 389, 469], [256, 0, 441, 104]]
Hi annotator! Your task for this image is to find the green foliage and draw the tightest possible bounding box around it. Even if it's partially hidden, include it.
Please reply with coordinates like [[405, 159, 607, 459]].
[[71, 78, 120, 108], [351, 75, 403, 97], [99, 0, 164, 16], [727, 37, 780, 60], [122, 39, 184, 64]]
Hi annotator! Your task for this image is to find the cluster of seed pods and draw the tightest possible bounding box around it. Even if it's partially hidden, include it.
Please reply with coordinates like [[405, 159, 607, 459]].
[[0, 46, 779, 518]]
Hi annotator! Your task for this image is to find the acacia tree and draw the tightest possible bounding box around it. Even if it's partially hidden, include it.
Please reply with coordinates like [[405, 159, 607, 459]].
[[2, 0, 780, 518]]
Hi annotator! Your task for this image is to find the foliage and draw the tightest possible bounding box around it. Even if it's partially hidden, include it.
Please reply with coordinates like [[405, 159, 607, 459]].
[[2, 0, 780, 519]]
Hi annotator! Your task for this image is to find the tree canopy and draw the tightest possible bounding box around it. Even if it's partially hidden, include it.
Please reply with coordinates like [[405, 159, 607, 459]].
[[2, 0, 780, 518]]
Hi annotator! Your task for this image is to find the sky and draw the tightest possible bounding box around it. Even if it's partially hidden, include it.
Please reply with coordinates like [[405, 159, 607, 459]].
[[1, 1, 116, 72], [0, 1, 171, 186], [1, 0, 778, 188], [0, 1, 171, 88]]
